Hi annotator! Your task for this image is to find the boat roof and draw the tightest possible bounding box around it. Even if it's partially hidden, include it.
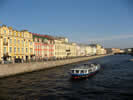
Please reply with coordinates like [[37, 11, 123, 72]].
[[71, 63, 96, 70]]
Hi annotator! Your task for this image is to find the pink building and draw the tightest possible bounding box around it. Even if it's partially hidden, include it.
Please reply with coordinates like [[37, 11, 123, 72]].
[[32, 33, 54, 60]]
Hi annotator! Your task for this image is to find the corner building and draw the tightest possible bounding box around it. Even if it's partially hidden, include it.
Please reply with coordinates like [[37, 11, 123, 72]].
[[0, 25, 34, 62]]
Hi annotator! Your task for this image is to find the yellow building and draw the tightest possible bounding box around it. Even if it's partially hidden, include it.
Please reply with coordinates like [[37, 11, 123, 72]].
[[0, 25, 34, 62]]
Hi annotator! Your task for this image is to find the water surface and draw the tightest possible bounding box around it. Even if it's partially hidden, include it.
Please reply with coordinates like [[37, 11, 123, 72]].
[[0, 55, 133, 100]]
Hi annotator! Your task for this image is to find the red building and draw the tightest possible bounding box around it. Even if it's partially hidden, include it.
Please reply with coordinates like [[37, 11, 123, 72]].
[[32, 33, 54, 60]]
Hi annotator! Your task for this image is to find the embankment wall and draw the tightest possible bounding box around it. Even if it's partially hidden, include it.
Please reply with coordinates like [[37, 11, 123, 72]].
[[0, 55, 107, 78]]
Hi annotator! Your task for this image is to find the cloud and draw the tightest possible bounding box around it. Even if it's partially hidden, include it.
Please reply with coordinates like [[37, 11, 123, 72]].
[[88, 34, 133, 42]]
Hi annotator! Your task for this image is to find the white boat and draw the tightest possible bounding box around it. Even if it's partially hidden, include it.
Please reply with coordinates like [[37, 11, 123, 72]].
[[70, 63, 100, 79]]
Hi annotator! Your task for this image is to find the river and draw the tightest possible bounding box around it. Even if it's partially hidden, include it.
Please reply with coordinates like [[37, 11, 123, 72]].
[[0, 55, 133, 100]]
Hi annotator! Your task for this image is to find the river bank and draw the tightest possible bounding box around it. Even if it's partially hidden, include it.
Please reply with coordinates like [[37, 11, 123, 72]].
[[0, 55, 108, 78]]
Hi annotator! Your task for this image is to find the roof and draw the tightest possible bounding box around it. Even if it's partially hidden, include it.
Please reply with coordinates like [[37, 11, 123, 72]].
[[71, 64, 95, 70], [32, 33, 54, 40]]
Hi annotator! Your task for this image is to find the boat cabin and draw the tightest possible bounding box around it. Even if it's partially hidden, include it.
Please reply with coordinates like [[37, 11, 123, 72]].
[[71, 68, 93, 74]]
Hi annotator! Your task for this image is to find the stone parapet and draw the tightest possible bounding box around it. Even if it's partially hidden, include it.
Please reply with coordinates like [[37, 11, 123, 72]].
[[0, 55, 108, 78]]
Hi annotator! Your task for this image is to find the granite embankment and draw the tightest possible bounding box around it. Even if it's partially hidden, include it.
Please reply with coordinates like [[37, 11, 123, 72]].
[[0, 55, 107, 78]]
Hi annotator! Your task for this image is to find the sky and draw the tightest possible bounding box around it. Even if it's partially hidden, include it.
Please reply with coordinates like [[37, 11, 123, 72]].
[[0, 0, 133, 48]]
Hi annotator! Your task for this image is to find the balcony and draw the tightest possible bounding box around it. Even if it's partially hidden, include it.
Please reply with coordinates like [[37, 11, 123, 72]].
[[3, 42, 8, 46]]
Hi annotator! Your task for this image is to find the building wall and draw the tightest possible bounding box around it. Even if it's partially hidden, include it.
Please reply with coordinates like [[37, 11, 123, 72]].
[[0, 27, 3, 60], [0, 25, 34, 61], [66, 43, 77, 57], [90, 47, 97, 55], [54, 39, 77, 59], [54, 40, 66, 59], [33, 34, 54, 59], [76, 45, 81, 56]]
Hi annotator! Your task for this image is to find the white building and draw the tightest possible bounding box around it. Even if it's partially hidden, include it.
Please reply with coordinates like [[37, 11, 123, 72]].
[[54, 37, 77, 59]]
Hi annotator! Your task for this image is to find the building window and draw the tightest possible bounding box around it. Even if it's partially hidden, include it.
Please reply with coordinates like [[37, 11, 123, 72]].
[[18, 40, 20, 44], [9, 47, 12, 53], [22, 48, 24, 53], [9, 31, 12, 35], [22, 40, 24, 45], [18, 48, 20, 53], [30, 42, 32, 45], [14, 47, 16, 53], [18, 33, 20, 37], [4, 30, 6, 34], [10, 39, 12, 44], [26, 48, 28, 53], [4, 47, 6, 54], [30, 48, 32, 53], [4, 38, 6, 43], [14, 39, 16, 44], [22, 32, 24, 37], [14, 32, 16, 36]]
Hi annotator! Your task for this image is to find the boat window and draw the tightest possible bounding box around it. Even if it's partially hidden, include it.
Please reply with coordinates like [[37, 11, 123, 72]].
[[72, 70, 74, 73], [88, 69, 92, 72], [84, 70, 87, 73], [76, 70, 79, 73], [81, 70, 84, 73]]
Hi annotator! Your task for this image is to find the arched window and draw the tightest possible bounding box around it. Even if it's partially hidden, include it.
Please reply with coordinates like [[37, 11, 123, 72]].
[[9, 30, 12, 35], [4, 30, 6, 34]]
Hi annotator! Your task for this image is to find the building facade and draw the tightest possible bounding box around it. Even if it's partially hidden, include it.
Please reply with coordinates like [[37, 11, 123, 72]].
[[54, 37, 77, 59], [33, 33, 54, 60], [0, 25, 34, 62]]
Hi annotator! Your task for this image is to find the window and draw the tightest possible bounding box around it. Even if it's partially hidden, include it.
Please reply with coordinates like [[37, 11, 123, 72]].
[[14, 32, 16, 36], [4, 30, 6, 34], [22, 32, 24, 37], [26, 48, 28, 53], [88, 69, 92, 72], [72, 70, 74, 73], [22, 40, 24, 45], [4, 47, 6, 54], [18, 48, 20, 53], [4, 38, 6, 43], [9, 47, 12, 53], [14, 47, 16, 53], [18, 40, 20, 44], [30, 42, 32, 45], [22, 48, 24, 53], [84, 70, 87, 73], [10, 39, 12, 44], [14, 39, 16, 44], [30, 48, 32, 53], [9, 31, 12, 35], [76, 70, 79, 74], [18, 32, 20, 37], [35, 38, 38, 42]]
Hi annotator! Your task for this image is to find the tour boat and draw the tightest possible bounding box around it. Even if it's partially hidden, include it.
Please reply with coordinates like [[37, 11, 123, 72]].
[[70, 63, 100, 79]]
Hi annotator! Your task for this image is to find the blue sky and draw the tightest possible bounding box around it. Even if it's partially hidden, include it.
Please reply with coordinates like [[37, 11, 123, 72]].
[[0, 0, 133, 48]]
